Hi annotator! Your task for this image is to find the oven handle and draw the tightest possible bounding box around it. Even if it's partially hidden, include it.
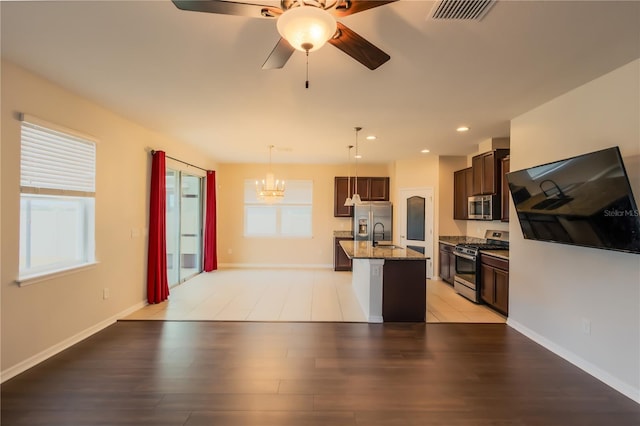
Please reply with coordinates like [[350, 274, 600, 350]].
[[454, 251, 476, 261]]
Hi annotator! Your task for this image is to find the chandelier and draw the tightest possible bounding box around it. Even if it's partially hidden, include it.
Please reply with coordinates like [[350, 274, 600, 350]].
[[256, 145, 285, 203]]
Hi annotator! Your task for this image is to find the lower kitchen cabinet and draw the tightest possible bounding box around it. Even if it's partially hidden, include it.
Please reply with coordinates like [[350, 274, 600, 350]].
[[480, 254, 509, 315], [438, 242, 456, 284], [334, 237, 352, 271]]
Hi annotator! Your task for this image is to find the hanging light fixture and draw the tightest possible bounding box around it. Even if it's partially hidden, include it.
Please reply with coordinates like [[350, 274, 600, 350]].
[[276, 2, 337, 53], [351, 127, 362, 205], [344, 144, 354, 207], [276, 1, 337, 89], [256, 145, 285, 203]]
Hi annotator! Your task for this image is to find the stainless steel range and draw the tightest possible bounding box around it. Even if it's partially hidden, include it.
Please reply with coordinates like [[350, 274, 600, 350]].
[[453, 230, 509, 303]]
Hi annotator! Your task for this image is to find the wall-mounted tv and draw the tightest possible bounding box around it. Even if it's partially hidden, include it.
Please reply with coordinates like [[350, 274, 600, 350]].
[[506, 146, 640, 254]]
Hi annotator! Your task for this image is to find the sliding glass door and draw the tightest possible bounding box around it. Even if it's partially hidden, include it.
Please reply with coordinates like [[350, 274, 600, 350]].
[[166, 168, 203, 287]]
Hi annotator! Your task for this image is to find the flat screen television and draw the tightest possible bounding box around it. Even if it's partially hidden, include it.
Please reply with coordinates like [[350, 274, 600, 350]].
[[506, 146, 640, 254]]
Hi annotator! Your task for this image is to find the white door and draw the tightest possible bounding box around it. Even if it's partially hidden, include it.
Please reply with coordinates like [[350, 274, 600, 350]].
[[398, 188, 434, 278]]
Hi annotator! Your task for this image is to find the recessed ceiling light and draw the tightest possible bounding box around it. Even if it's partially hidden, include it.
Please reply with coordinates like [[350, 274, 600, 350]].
[[366, 135, 376, 140], [456, 126, 470, 132], [421, 149, 430, 154]]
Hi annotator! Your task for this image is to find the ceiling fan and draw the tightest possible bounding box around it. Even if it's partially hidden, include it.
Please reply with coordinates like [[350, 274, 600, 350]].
[[171, 0, 398, 70]]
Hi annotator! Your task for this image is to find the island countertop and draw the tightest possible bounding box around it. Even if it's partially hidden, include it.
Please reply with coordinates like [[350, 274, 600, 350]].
[[339, 240, 428, 260]]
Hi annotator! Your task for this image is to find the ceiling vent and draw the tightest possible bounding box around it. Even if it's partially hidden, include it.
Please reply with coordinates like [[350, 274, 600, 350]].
[[430, 0, 496, 20]]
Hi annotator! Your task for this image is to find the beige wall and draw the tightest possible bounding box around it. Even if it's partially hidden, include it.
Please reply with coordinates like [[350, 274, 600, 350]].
[[0, 61, 218, 377], [508, 59, 640, 401], [216, 163, 390, 266], [438, 156, 468, 237]]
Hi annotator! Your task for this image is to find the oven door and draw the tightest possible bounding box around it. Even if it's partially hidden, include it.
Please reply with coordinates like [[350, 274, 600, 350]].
[[454, 251, 476, 281]]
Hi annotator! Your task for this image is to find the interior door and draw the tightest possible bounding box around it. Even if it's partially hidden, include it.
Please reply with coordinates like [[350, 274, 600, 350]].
[[398, 188, 434, 278]]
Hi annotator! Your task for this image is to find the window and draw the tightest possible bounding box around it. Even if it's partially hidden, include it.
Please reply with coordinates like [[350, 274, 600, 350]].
[[19, 115, 96, 280], [244, 179, 312, 237]]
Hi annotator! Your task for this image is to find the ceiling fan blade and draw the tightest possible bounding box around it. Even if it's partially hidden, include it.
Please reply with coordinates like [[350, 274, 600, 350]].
[[262, 38, 296, 69], [171, 0, 281, 18], [328, 22, 390, 70], [331, 0, 398, 18]]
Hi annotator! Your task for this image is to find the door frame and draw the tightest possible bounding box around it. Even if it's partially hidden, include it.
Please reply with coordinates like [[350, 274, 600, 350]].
[[397, 187, 434, 278]]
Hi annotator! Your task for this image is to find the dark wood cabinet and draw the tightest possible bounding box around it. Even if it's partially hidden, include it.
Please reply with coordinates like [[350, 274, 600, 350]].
[[369, 177, 389, 201], [438, 242, 456, 284], [382, 259, 426, 322], [453, 167, 473, 220], [334, 237, 352, 271], [501, 156, 510, 222], [471, 149, 510, 196], [480, 254, 509, 315], [334, 177, 352, 217], [334, 176, 390, 217]]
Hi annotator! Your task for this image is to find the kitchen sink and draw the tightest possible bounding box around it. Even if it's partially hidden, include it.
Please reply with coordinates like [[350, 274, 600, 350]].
[[374, 244, 403, 249]]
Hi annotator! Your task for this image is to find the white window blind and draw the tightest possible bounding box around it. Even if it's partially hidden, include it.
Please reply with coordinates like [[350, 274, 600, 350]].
[[18, 115, 97, 282], [20, 119, 96, 196]]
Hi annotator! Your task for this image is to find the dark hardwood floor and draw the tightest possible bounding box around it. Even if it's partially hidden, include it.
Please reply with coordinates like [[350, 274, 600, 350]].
[[2, 321, 639, 425]]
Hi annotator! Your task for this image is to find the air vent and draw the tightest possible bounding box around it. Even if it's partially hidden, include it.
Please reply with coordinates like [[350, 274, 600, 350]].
[[430, 0, 496, 20]]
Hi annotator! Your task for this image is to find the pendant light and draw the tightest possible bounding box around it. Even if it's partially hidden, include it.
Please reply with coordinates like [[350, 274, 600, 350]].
[[256, 145, 285, 203], [344, 144, 354, 207], [351, 127, 362, 205]]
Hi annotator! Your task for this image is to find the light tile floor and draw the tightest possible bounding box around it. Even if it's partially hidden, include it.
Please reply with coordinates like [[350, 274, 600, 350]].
[[123, 268, 506, 323]]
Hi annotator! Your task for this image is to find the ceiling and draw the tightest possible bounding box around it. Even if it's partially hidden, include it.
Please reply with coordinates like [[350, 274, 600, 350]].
[[1, 0, 639, 164]]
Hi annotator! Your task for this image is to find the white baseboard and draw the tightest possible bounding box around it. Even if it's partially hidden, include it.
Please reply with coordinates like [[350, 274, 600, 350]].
[[0, 301, 146, 384], [217, 263, 333, 269], [507, 318, 640, 404]]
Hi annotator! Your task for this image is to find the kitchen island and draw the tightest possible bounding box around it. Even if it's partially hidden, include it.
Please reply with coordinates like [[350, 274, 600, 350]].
[[339, 240, 428, 323]]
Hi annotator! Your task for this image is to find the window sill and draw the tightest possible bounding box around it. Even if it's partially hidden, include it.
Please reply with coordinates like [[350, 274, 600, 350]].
[[16, 262, 100, 287]]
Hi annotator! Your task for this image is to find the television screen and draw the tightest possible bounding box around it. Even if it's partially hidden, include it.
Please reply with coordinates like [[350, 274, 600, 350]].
[[506, 147, 640, 254]]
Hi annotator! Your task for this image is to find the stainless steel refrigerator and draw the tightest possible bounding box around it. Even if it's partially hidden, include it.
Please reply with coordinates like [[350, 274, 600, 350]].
[[353, 201, 393, 244]]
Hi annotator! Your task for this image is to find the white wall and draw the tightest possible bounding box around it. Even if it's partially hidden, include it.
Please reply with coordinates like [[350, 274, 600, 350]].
[[508, 59, 640, 402], [0, 61, 218, 379]]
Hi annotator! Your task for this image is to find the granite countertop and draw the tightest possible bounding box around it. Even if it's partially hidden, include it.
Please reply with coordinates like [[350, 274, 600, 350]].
[[481, 249, 509, 260], [333, 230, 354, 238], [439, 235, 486, 246], [339, 240, 428, 260]]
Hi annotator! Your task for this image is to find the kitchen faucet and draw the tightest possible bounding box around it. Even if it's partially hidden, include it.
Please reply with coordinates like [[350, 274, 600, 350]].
[[373, 222, 385, 246]]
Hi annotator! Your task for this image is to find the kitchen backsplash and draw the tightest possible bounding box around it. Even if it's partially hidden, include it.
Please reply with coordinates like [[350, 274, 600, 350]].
[[465, 220, 509, 239]]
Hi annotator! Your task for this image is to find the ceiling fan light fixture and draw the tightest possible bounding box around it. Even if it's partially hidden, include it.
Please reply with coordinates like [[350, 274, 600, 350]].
[[276, 5, 337, 52]]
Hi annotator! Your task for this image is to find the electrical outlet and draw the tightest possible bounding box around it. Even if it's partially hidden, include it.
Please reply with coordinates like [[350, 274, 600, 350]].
[[103, 288, 110, 300], [581, 318, 591, 335]]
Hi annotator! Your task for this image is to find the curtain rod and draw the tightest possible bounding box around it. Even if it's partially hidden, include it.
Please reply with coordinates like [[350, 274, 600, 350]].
[[151, 150, 208, 172]]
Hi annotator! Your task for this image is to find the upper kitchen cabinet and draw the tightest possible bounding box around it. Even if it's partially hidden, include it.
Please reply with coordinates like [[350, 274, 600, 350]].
[[453, 167, 473, 220], [334, 177, 390, 217], [334, 177, 352, 217], [369, 177, 390, 201], [501, 156, 510, 222], [472, 149, 510, 195]]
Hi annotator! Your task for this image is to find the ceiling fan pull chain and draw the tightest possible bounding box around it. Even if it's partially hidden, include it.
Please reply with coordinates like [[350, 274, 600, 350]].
[[305, 50, 310, 89]]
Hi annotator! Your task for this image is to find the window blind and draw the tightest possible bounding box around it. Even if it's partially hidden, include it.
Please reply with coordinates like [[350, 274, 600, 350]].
[[20, 120, 96, 196]]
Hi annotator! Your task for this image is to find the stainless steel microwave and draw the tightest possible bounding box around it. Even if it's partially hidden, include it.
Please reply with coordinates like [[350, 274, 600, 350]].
[[468, 195, 498, 220]]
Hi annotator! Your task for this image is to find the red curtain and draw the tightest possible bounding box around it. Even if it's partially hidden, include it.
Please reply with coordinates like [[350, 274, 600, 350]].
[[147, 151, 169, 304], [203, 170, 218, 272]]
